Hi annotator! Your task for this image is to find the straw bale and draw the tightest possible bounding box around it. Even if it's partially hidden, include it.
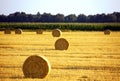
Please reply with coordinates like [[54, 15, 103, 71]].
[[52, 29, 62, 37], [55, 38, 69, 50], [15, 29, 22, 34], [4, 29, 11, 34], [104, 29, 111, 35], [22, 55, 51, 78], [36, 29, 43, 34]]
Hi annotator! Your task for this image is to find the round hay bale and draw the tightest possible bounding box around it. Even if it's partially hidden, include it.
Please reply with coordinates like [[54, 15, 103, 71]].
[[55, 38, 69, 50], [104, 29, 111, 35], [22, 55, 51, 78], [52, 29, 62, 37], [36, 29, 43, 34], [4, 29, 11, 34], [15, 29, 22, 34]]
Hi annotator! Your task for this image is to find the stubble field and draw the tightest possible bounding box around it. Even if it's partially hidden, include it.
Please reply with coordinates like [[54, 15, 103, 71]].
[[0, 31, 120, 81]]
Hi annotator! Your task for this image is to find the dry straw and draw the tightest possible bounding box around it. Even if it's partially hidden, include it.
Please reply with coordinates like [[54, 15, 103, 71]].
[[36, 29, 43, 34], [15, 29, 22, 34], [4, 29, 11, 34], [52, 29, 62, 37], [104, 29, 111, 35], [22, 55, 51, 78], [55, 38, 69, 50]]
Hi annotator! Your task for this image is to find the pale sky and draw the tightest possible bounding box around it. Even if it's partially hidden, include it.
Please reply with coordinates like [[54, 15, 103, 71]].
[[0, 0, 120, 16]]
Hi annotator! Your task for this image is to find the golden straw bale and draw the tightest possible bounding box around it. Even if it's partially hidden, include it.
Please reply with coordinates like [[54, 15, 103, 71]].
[[22, 55, 51, 78], [4, 29, 11, 34], [55, 38, 69, 50], [15, 29, 22, 34], [104, 29, 111, 35], [36, 29, 43, 34], [52, 29, 62, 37]]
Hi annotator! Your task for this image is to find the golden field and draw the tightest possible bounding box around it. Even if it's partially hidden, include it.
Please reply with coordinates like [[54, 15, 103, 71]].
[[0, 31, 120, 81]]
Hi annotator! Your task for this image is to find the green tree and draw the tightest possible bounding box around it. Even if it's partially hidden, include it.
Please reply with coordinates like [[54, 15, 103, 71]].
[[65, 14, 77, 22], [77, 14, 87, 22], [54, 14, 64, 22]]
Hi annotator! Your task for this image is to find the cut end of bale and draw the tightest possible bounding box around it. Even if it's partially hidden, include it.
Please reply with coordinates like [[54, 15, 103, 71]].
[[15, 29, 22, 34], [55, 38, 69, 50], [52, 29, 62, 37], [104, 29, 111, 35], [22, 55, 51, 78], [4, 29, 11, 34], [36, 29, 43, 34]]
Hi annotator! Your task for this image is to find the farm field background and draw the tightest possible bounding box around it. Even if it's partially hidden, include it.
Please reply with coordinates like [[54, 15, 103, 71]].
[[0, 30, 120, 81], [0, 23, 120, 31]]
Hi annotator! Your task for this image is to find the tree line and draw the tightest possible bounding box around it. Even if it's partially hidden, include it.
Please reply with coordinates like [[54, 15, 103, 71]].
[[0, 12, 120, 22]]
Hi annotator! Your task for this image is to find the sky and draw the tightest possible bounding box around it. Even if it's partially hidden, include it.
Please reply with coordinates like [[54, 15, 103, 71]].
[[0, 0, 120, 16]]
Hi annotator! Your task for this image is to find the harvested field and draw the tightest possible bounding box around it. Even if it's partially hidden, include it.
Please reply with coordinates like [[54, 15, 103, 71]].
[[0, 31, 120, 81]]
